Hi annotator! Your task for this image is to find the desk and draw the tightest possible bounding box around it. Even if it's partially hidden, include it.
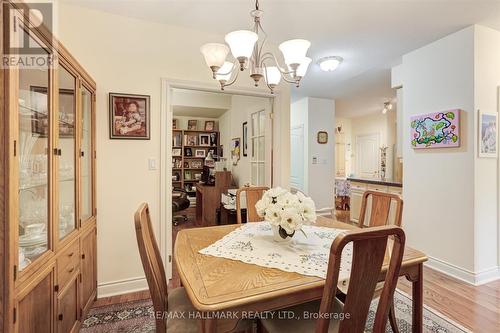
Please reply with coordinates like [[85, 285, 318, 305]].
[[175, 216, 427, 333], [195, 171, 232, 227]]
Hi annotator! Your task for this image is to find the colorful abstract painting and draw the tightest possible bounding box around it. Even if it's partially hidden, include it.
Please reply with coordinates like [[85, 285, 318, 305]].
[[410, 110, 460, 148]]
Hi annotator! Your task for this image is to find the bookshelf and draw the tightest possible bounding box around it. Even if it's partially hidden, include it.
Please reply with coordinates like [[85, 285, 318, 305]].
[[172, 129, 221, 201]]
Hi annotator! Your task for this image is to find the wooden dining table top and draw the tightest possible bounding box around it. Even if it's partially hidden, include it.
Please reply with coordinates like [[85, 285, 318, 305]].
[[174, 216, 428, 313]]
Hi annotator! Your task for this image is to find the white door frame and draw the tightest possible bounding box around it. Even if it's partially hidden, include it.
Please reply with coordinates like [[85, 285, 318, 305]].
[[160, 78, 280, 279], [290, 124, 305, 192]]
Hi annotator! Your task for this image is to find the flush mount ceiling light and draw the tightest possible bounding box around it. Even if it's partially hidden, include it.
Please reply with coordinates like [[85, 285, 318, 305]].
[[200, 0, 311, 94], [317, 56, 343, 72]]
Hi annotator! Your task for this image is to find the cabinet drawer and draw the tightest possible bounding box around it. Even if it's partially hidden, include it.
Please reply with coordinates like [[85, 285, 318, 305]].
[[388, 186, 403, 196], [367, 184, 388, 192], [57, 240, 80, 288], [350, 182, 366, 191]]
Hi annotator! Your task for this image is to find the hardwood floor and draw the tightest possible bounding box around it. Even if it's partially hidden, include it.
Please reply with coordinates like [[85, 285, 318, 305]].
[[93, 208, 500, 332]]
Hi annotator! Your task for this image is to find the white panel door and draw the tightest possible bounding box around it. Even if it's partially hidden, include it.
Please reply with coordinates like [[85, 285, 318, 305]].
[[290, 125, 305, 192], [356, 133, 380, 179]]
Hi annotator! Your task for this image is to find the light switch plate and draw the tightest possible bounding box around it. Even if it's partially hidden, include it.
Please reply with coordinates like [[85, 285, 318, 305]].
[[148, 158, 157, 170]]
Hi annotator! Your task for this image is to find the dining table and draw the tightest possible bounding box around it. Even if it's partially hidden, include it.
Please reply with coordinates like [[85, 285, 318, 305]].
[[174, 216, 428, 333]]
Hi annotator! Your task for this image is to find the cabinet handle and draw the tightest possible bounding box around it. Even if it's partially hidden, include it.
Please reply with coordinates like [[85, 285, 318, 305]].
[[68, 252, 74, 257], [80, 151, 85, 157], [58, 314, 63, 321], [81, 254, 86, 259], [68, 267, 74, 273]]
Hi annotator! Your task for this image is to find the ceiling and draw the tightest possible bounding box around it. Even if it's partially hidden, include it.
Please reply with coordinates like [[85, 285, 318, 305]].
[[66, 0, 500, 117]]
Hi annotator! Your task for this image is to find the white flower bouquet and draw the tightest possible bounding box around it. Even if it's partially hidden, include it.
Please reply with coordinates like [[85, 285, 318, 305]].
[[255, 187, 317, 241]]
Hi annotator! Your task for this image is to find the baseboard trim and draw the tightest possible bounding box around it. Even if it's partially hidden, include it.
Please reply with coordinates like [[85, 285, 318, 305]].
[[425, 256, 500, 286], [97, 276, 149, 298]]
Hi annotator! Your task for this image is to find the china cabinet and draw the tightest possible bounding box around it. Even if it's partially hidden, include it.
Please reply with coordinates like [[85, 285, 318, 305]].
[[1, 1, 97, 332]]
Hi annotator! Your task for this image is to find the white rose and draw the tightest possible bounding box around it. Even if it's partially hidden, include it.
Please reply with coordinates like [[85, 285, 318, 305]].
[[266, 187, 287, 203], [280, 207, 302, 233], [265, 205, 282, 225], [255, 196, 271, 217], [300, 199, 317, 223], [277, 192, 299, 208]]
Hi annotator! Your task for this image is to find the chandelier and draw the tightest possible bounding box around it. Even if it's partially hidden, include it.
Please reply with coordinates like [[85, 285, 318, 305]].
[[200, 0, 312, 94]]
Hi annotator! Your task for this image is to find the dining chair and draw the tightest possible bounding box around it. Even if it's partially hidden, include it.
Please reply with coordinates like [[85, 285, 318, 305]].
[[358, 190, 403, 228], [346, 190, 404, 332], [236, 186, 269, 224], [135, 203, 252, 332], [259, 225, 406, 333]]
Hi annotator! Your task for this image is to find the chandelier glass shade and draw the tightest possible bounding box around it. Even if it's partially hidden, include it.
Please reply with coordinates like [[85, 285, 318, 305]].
[[200, 0, 311, 93]]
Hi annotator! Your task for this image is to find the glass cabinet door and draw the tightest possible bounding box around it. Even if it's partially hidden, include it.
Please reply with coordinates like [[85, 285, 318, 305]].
[[17, 31, 51, 271], [57, 66, 77, 239], [80, 85, 93, 223]]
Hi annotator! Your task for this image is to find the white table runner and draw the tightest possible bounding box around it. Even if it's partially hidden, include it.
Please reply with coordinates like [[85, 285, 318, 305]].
[[199, 222, 353, 280]]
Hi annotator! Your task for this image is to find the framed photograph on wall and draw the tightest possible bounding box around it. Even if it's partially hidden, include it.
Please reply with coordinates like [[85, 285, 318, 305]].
[[195, 149, 206, 158], [188, 120, 198, 130], [109, 92, 150, 139], [205, 121, 215, 131], [479, 110, 498, 158], [199, 134, 210, 146], [172, 148, 182, 157], [242, 121, 248, 156]]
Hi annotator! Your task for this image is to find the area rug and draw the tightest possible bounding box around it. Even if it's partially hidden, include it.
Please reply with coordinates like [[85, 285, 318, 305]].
[[80, 290, 471, 333]]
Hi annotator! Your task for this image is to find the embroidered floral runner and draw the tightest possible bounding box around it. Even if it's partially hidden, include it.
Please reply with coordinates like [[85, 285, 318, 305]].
[[199, 222, 353, 280]]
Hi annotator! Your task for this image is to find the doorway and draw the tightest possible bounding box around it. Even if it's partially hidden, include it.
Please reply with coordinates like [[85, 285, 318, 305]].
[[160, 80, 277, 279], [290, 125, 305, 192]]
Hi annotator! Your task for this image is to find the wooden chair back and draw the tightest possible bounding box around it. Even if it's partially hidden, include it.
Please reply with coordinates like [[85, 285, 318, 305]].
[[134, 203, 168, 332], [317, 225, 406, 333], [359, 190, 403, 228], [236, 186, 269, 224]]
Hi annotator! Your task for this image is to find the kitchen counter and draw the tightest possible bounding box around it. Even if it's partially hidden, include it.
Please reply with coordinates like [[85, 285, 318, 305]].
[[347, 177, 403, 188]]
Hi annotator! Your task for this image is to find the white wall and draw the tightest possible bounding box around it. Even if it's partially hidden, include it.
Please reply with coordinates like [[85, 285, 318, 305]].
[[308, 98, 336, 210], [57, 3, 291, 296], [290, 97, 335, 210], [473, 25, 500, 278], [218, 95, 273, 187], [349, 112, 395, 179], [402, 26, 477, 279], [401, 25, 500, 284], [335, 117, 352, 177]]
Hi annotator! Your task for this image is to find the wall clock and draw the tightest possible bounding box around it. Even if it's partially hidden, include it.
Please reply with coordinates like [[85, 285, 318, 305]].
[[317, 131, 328, 144]]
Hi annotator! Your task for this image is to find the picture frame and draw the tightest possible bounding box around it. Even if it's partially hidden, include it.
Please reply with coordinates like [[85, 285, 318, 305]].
[[184, 147, 193, 157], [172, 148, 182, 157], [188, 119, 198, 130], [184, 161, 189, 168], [231, 137, 241, 165], [195, 149, 206, 158], [31, 86, 75, 138], [199, 134, 210, 146], [210, 132, 218, 146], [172, 118, 178, 129], [317, 131, 328, 144], [479, 110, 498, 158], [208, 147, 217, 156], [242, 121, 248, 156], [109, 92, 150, 140], [411, 110, 460, 148], [185, 134, 198, 146], [184, 171, 192, 180], [191, 160, 202, 169], [205, 120, 215, 131], [194, 173, 202, 180]]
